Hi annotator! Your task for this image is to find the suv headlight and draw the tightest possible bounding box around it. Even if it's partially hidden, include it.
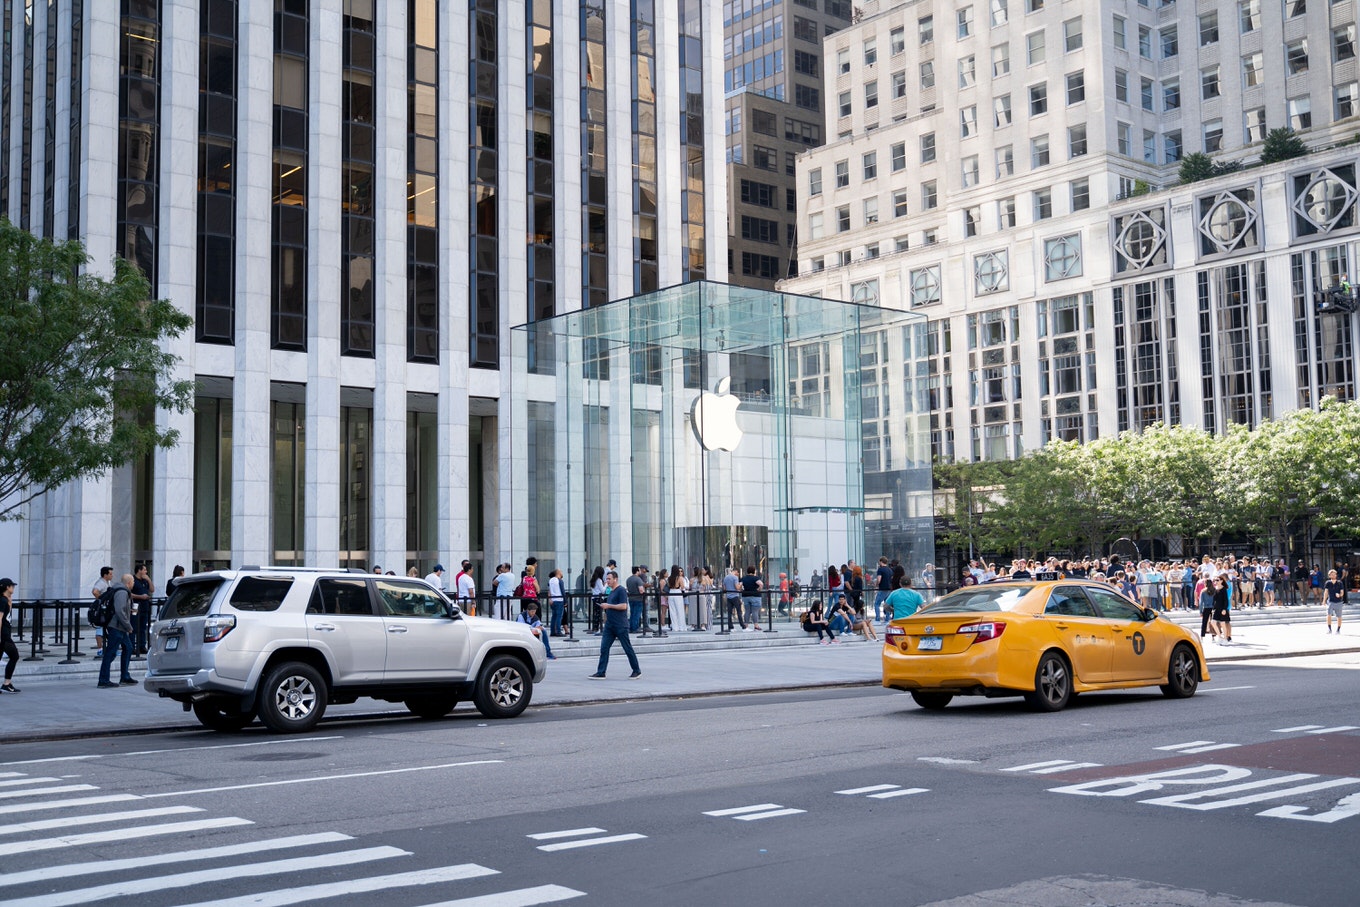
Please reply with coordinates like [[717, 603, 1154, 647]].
[[204, 615, 237, 643]]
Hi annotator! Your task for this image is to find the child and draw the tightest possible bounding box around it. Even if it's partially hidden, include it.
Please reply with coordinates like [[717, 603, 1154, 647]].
[[516, 600, 555, 659]]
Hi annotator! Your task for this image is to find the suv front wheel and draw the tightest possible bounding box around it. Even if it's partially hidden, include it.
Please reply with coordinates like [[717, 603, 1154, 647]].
[[473, 654, 533, 719], [257, 661, 328, 733]]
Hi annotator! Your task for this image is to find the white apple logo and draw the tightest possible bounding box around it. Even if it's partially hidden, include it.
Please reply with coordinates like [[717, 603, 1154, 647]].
[[691, 377, 744, 452]]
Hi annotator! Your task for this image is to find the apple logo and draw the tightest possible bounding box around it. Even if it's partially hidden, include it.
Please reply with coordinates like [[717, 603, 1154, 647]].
[[691, 377, 743, 452]]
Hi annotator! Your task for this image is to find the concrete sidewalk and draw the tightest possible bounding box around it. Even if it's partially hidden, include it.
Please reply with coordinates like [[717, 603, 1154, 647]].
[[2, 616, 1357, 743]]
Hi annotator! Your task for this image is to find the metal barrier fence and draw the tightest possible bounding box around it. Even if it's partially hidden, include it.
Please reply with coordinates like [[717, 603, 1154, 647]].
[[4, 598, 170, 664]]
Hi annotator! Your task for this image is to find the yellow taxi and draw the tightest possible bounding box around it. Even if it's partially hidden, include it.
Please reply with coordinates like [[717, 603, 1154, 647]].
[[882, 575, 1208, 711]]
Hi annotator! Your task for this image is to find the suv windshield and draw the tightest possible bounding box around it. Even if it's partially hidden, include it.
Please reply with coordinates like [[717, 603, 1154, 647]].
[[162, 579, 225, 619], [920, 585, 1034, 613]]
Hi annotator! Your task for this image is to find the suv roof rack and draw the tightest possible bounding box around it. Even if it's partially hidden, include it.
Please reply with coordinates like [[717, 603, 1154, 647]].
[[235, 566, 368, 573]]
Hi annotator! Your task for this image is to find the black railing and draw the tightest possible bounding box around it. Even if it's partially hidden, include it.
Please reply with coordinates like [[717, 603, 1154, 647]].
[[6, 597, 170, 664]]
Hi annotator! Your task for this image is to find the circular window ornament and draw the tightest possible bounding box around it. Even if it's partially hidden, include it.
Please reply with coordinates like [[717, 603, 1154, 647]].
[[1116, 212, 1166, 270], [1044, 235, 1082, 280], [975, 252, 1008, 294], [1199, 193, 1257, 254], [1294, 170, 1357, 233], [851, 280, 880, 306]]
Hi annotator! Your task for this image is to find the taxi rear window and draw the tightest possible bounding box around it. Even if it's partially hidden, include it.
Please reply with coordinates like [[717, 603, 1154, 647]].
[[920, 585, 1033, 613], [162, 579, 224, 619]]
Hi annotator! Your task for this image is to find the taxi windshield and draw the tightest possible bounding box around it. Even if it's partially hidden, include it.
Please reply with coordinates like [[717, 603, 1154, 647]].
[[920, 585, 1033, 613]]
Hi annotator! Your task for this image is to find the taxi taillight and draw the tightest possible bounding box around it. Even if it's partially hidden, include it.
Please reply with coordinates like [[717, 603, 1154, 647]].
[[956, 621, 1005, 645], [884, 625, 910, 651]]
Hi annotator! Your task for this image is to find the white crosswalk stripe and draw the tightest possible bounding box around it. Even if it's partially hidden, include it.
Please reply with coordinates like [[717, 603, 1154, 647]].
[[1272, 725, 1325, 733], [411, 885, 587, 907], [8, 817, 254, 856], [835, 784, 929, 798], [0, 777, 63, 788], [173, 863, 502, 907], [704, 803, 806, 820], [1304, 725, 1359, 735], [0, 805, 202, 837], [1002, 759, 1103, 774], [0, 794, 141, 816], [1156, 741, 1241, 754], [535, 834, 647, 852], [0, 784, 98, 800]]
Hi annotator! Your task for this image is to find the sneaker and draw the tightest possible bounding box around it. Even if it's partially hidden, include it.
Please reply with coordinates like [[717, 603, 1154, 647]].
[[588, 673, 606, 679], [119, 678, 137, 685], [819, 640, 830, 645], [547, 655, 557, 660], [831, 638, 841, 644], [629, 671, 642, 679], [0, 683, 18, 694], [97, 682, 119, 689]]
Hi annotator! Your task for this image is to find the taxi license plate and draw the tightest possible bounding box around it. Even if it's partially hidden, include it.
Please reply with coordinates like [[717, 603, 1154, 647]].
[[918, 636, 942, 651], [165, 637, 179, 652]]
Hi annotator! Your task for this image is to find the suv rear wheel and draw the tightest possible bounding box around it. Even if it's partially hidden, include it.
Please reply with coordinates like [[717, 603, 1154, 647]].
[[192, 698, 255, 732], [473, 654, 533, 719], [405, 694, 459, 720], [257, 661, 328, 733]]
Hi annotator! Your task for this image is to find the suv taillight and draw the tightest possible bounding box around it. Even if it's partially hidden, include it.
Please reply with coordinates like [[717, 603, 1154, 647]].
[[956, 621, 1005, 645], [203, 615, 236, 643]]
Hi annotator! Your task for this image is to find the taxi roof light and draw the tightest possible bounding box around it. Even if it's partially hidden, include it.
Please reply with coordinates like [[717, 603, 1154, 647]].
[[956, 621, 1005, 644]]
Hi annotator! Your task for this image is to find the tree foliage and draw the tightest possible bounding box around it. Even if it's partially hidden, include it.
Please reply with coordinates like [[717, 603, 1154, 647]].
[[0, 221, 193, 519], [1178, 152, 1215, 184], [1261, 127, 1309, 164], [933, 400, 1360, 556]]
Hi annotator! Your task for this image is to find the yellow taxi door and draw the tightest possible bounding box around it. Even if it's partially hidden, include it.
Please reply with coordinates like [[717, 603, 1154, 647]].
[[1039, 586, 1111, 683], [1084, 586, 1163, 681]]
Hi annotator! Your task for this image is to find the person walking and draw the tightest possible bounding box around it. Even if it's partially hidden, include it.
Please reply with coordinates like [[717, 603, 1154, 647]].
[[1197, 575, 1216, 641], [1324, 569, 1346, 634], [872, 557, 893, 622], [0, 578, 21, 693], [98, 573, 138, 688], [589, 571, 640, 679], [1211, 576, 1233, 644]]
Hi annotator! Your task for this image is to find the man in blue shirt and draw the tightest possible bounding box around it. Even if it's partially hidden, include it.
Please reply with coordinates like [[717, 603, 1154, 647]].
[[590, 571, 641, 679]]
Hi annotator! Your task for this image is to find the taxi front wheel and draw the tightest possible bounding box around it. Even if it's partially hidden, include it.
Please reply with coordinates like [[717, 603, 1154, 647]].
[[1160, 644, 1200, 699], [1025, 651, 1071, 712]]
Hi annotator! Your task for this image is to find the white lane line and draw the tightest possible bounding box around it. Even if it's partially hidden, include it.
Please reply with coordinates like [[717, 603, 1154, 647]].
[[734, 808, 805, 821], [8, 817, 253, 856], [1273, 725, 1325, 733], [1030, 763, 1102, 774], [1156, 741, 1216, 751], [0, 806, 201, 836], [412, 884, 587, 907], [0, 772, 24, 778], [867, 788, 929, 799], [0, 737, 347, 767], [0, 795, 141, 817], [0, 832, 352, 886], [526, 828, 607, 841], [917, 757, 979, 765], [0, 777, 61, 788], [1001, 760, 1075, 772], [4, 845, 410, 907], [0, 785, 97, 801], [172, 863, 500, 907], [145, 760, 504, 798], [703, 803, 782, 817], [1199, 685, 1255, 693], [1305, 726, 1360, 735], [1178, 743, 1242, 755], [536, 833, 648, 851], [836, 784, 900, 795]]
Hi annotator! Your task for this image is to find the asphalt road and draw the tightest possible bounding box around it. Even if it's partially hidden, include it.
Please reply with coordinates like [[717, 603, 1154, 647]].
[[1, 657, 1357, 907]]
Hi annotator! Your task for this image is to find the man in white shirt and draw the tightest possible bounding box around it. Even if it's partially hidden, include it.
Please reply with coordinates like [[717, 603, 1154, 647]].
[[424, 564, 446, 592], [455, 560, 476, 603]]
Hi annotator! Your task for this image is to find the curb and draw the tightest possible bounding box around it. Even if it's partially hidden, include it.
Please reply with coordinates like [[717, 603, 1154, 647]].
[[1206, 645, 1360, 663]]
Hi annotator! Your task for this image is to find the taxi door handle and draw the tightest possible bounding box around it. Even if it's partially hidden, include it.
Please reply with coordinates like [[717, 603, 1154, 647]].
[[313, 623, 336, 632], [387, 626, 409, 634], [1053, 622, 1070, 630]]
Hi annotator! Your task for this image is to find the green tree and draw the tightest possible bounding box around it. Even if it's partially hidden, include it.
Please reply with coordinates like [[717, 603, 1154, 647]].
[[0, 221, 193, 520], [1261, 127, 1309, 164], [1297, 397, 1360, 540], [1178, 152, 1215, 184]]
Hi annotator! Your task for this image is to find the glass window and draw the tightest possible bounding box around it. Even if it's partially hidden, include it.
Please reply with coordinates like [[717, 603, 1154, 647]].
[[891, 142, 906, 172], [919, 15, 934, 44], [1066, 72, 1084, 105], [959, 55, 977, 88], [958, 6, 974, 39], [808, 212, 823, 239], [1029, 83, 1047, 116], [1044, 233, 1082, 280], [1068, 124, 1087, 157], [1117, 121, 1132, 155], [1286, 0, 1306, 18], [837, 48, 850, 75], [1163, 78, 1180, 111], [997, 196, 1016, 228], [1114, 69, 1128, 103], [991, 0, 1008, 28], [862, 152, 877, 180], [891, 70, 907, 98], [1143, 129, 1157, 163], [1286, 38, 1308, 75], [961, 104, 978, 137], [1336, 83, 1359, 120], [920, 131, 936, 162], [1086, 586, 1145, 621], [1139, 25, 1152, 58], [1160, 26, 1178, 59], [863, 39, 877, 67], [1335, 25, 1356, 62], [962, 155, 980, 187], [919, 60, 935, 89], [922, 180, 938, 209], [809, 168, 822, 195], [1203, 118, 1223, 153], [838, 91, 852, 118], [992, 43, 1010, 77], [1033, 187, 1052, 220], [910, 265, 942, 306], [1164, 130, 1182, 162], [376, 579, 448, 618], [835, 159, 849, 187], [1031, 134, 1050, 167], [1070, 178, 1090, 211], [311, 578, 376, 616], [994, 93, 1012, 127], [864, 80, 878, 108], [1026, 31, 1045, 65], [1044, 587, 1096, 617], [1063, 17, 1082, 52], [1113, 15, 1126, 50], [1201, 66, 1220, 100], [1244, 107, 1266, 143], [893, 189, 909, 217], [1199, 12, 1218, 46], [836, 205, 850, 232], [1289, 96, 1311, 131], [863, 196, 879, 224], [1239, 0, 1260, 34], [996, 145, 1014, 177], [1141, 78, 1155, 112], [890, 26, 905, 56]]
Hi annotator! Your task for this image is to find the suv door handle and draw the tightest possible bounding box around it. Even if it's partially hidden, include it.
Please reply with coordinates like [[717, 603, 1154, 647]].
[[387, 626, 408, 634], [313, 623, 337, 632]]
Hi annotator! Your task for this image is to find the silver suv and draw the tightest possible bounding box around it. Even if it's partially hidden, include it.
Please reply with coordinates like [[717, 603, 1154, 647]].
[[144, 567, 547, 733]]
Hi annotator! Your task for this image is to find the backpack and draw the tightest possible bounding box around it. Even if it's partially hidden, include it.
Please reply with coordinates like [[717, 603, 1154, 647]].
[[513, 581, 525, 598], [88, 587, 117, 628], [799, 610, 812, 628]]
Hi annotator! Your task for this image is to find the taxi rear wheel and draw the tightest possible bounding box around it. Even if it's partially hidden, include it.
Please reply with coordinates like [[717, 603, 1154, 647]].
[[1160, 644, 1200, 699], [910, 692, 953, 710], [1025, 651, 1071, 712]]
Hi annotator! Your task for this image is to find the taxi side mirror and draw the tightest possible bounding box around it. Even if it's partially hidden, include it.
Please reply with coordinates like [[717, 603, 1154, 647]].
[[1142, 609, 1159, 622]]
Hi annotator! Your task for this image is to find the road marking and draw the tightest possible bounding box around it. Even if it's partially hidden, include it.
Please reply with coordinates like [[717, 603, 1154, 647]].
[[1002, 760, 1076, 772], [1029, 762, 1102, 774], [0, 737, 347, 767], [836, 784, 899, 795], [526, 828, 606, 841], [0, 795, 141, 816], [917, 757, 979, 765], [0, 832, 353, 886], [536, 833, 647, 852], [173, 863, 501, 907], [8, 816, 253, 856], [145, 760, 504, 798], [1198, 685, 1255, 692], [411, 884, 587, 906], [0, 785, 97, 801], [1273, 725, 1325, 733], [867, 788, 929, 799], [3, 845, 411, 907], [1305, 726, 1359, 735], [703, 803, 782, 816], [0, 777, 61, 788], [1156, 741, 1240, 754], [1141, 775, 1360, 811], [0, 771, 23, 778], [0, 805, 201, 836]]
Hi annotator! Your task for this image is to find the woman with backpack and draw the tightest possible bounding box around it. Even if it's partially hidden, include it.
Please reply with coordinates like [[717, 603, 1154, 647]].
[[800, 599, 837, 644]]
